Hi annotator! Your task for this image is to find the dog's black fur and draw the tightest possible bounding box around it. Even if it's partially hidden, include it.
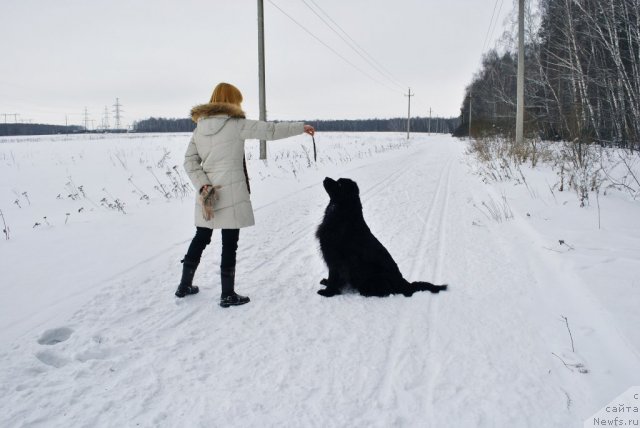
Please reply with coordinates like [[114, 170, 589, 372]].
[[316, 177, 448, 297]]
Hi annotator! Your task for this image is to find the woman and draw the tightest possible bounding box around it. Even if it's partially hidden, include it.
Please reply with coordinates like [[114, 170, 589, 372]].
[[176, 82, 315, 307]]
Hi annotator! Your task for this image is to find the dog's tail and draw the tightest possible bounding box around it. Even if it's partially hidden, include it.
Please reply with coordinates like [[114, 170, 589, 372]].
[[406, 281, 448, 296]]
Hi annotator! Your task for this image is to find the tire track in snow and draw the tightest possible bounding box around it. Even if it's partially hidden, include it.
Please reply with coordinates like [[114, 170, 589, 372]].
[[375, 155, 454, 409], [423, 158, 453, 425]]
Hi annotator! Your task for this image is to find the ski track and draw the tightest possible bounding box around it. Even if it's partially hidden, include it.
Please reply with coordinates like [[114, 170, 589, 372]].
[[1, 137, 637, 427], [375, 155, 453, 414], [423, 159, 453, 426]]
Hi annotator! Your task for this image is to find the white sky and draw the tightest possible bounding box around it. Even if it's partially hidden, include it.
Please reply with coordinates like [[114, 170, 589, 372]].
[[0, 0, 514, 127]]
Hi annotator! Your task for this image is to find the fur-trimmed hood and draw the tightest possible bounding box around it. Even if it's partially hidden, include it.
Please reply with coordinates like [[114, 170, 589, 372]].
[[190, 102, 246, 122]]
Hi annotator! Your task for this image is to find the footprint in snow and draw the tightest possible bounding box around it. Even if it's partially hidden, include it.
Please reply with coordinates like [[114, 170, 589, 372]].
[[75, 348, 111, 362], [37, 327, 74, 345], [35, 350, 70, 368]]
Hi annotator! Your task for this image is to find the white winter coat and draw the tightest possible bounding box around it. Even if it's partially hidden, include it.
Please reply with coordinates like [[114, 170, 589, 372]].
[[184, 102, 304, 229]]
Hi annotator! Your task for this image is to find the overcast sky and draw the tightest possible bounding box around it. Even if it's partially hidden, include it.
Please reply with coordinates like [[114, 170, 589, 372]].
[[1, 0, 514, 127]]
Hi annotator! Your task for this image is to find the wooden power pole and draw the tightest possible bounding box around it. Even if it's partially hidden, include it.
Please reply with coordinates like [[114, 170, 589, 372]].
[[468, 89, 473, 137], [516, 0, 525, 147], [405, 88, 413, 139], [258, 0, 267, 159]]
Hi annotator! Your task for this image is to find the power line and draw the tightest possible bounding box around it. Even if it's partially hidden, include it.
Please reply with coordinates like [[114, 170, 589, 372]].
[[488, 0, 505, 50], [482, 0, 505, 53], [300, 0, 407, 91], [482, 0, 500, 53], [306, 0, 407, 89], [267, 0, 402, 94]]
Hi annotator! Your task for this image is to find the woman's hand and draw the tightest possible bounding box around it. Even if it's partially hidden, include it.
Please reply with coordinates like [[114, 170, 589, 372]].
[[304, 125, 315, 136]]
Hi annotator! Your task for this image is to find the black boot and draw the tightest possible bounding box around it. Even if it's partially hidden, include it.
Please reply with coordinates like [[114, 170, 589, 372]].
[[219, 267, 250, 308], [175, 258, 200, 298]]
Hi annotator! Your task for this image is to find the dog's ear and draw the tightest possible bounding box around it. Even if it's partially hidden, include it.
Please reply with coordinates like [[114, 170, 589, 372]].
[[349, 180, 360, 196]]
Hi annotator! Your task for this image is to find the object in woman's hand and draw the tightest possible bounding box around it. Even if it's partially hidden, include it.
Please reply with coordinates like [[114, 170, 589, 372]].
[[200, 185, 221, 221]]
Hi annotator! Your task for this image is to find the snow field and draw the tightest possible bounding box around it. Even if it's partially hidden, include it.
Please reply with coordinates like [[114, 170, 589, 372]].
[[0, 132, 639, 427]]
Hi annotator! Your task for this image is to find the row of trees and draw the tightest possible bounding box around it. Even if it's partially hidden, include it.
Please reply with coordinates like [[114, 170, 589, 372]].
[[0, 123, 84, 136], [306, 117, 459, 134], [1, 116, 460, 137], [133, 116, 460, 134], [457, 0, 640, 148], [132, 117, 195, 133]]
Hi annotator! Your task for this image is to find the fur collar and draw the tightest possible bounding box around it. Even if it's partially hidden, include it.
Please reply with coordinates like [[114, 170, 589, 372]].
[[190, 102, 246, 122]]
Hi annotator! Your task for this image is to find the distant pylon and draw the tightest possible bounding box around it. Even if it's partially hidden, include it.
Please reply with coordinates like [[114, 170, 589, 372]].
[[83, 107, 90, 130], [113, 98, 123, 129], [1, 113, 19, 124], [102, 106, 110, 130]]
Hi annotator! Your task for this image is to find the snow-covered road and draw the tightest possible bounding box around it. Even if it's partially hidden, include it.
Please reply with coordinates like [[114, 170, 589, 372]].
[[1, 134, 638, 427]]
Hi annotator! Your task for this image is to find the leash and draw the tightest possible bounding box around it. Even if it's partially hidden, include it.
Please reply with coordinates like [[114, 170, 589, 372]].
[[312, 134, 317, 162]]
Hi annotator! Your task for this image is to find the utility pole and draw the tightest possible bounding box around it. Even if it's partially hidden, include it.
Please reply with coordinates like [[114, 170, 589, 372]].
[[113, 97, 123, 130], [516, 0, 525, 147], [405, 88, 413, 139], [429, 107, 432, 135], [257, 0, 267, 159], [468, 89, 473, 137]]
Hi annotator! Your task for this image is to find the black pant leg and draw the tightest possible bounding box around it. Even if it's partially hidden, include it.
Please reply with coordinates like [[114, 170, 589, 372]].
[[220, 229, 240, 270], [185, 227, 213, 264]]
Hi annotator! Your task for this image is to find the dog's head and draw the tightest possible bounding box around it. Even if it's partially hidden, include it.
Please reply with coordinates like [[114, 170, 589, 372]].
[[323, 177, 360, 204]]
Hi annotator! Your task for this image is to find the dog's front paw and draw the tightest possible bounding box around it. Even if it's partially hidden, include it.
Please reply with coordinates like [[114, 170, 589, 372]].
[[320, 278, 328, 286], [317, 288, 340, 297]]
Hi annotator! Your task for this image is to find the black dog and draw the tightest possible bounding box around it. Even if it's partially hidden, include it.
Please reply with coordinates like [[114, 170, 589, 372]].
[[316, 177, 448, 298]]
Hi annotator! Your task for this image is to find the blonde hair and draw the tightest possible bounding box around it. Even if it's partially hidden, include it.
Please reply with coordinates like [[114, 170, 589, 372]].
[[210, 82, 243, 105]]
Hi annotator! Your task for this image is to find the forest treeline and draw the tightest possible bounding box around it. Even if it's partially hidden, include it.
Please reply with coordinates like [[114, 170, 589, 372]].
[[132, 116, 460, 134], [133, 117, 194, 133], [456, 0, 640, 148], [1, 116, 460, 137], [0, 123, 84, 136]]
